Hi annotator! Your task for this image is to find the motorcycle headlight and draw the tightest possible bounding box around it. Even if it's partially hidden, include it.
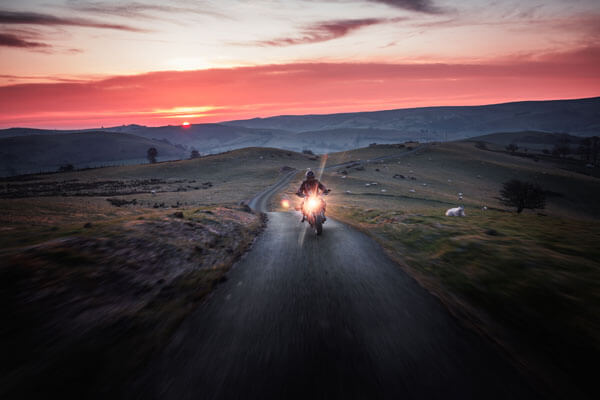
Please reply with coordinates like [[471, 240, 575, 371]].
[[307, 197, 319, 211]]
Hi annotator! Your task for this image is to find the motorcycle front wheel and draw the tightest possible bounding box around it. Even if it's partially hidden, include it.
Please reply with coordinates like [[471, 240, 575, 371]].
[[315, 215, 323, 235]]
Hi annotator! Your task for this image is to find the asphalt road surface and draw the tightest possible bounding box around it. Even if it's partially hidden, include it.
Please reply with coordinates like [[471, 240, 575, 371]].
[[130, 172, 541, 400]]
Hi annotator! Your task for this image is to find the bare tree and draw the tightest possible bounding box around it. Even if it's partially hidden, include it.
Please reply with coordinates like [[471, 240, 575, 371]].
[[552, 143, 571, 158], [190, 150, 200, 159], [500, 179, 546, 213], [147, 147, 158, 163], [578, 136, 600, 164], [506, 143, 518, 154]]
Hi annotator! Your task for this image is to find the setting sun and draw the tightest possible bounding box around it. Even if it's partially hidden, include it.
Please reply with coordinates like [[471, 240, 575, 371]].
[[182, 121, 190, 127]]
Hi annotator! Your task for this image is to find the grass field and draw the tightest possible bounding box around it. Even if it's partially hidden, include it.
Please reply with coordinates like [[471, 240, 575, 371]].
[[0, 147, 318, 398], [2, 141, 599, 397], [276, 141, 600, 397]]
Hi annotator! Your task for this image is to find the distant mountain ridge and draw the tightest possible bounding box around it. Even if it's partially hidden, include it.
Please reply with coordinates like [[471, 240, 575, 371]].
[[1, 97, 598, 176], [223, 97, 600, 138], [0, 131, 187, 176]]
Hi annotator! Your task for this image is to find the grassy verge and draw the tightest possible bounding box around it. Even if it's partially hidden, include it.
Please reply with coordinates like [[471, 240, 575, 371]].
[[330, 206, 599, 398], [0, 206, 265, 399], [274, 142, 600, 397]]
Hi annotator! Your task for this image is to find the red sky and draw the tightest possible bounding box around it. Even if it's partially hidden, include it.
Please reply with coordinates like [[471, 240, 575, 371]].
[[1, 0, 599, 128]]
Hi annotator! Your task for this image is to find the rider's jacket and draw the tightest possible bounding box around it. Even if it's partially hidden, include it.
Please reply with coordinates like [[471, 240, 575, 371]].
[[297, 179, 327, 197]]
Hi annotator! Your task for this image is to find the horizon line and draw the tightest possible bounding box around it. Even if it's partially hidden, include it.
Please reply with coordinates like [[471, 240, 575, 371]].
[[2, 95, 598, 131]]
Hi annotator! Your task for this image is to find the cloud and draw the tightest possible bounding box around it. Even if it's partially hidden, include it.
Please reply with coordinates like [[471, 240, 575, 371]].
[[1, 45, 598, 128], [0, 10, 147, 32], [0, 32, 49, 49], [257, 17, 404, 46], [67, 1, 227, 20], [364, 0, 443, 14]]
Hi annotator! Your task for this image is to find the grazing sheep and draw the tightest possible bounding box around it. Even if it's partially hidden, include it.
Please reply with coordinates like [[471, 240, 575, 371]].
[[151, 190, 156, 196], [445, 206, 465, 217], [409, 189, 416, 193], [482, 206, 488, 211]]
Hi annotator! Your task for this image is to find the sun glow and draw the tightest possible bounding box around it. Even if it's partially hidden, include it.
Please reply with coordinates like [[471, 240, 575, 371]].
[[182, 121, 191, 127]]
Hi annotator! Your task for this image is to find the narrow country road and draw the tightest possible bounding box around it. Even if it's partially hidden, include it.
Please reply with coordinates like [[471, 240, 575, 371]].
[[129, 170, 541, 400]]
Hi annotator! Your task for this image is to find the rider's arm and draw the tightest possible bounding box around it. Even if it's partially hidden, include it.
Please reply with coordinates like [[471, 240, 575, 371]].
[[296, 181, 306, 197], [318, 181, 327, 193]]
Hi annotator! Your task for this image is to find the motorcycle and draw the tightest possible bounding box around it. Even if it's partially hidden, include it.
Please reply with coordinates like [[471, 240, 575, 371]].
[[297, 189, 330, 235]]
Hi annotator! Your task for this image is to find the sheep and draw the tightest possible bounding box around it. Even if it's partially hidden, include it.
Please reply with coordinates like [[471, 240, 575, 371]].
[[445, 206, 465, 217], [151, 190, 157, 196]]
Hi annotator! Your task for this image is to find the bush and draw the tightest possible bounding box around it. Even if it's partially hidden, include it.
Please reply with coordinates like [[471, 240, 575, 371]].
[[58, 164, 74, 172], [506, 143, 518, 153], [302, 149, 314, 155], [190, 150, 200, 159], [147, 147, 158, 163], [499, 179, 546, 213]]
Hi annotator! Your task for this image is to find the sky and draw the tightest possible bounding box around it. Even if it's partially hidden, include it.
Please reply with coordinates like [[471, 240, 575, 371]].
[[0, 0, 599, 128]]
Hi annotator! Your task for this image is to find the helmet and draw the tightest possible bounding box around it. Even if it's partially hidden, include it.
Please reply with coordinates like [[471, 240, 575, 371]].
[[305, 170, 315, 180]]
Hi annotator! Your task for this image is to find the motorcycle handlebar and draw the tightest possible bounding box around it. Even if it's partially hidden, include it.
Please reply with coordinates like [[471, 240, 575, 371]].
[[297, 189, 330, 197]]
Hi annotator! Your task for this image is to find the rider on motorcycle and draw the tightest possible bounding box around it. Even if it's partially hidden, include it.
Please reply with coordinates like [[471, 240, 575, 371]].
[[296, 169, 328, 223]]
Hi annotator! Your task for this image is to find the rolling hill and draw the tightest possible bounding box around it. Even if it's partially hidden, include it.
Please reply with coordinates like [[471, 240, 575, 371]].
[[0, 131, 187, 176], [225, 97, 600, 138], [463, 131, 586, 151], [2, 97, 598, 176]]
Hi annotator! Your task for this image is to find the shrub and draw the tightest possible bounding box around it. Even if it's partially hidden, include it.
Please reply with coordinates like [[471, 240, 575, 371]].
[[506, 143, 518, 154], [499, 179, 546, 213], [147, 147, 158, 163], [58, 164, 74, 172]]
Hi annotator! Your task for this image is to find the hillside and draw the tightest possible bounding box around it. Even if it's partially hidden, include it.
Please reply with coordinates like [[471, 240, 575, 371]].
[[464, 131, 585, 151], [225, 97, 600, 138], [2, 97, 598, 165], [0, 131, 187, 176]]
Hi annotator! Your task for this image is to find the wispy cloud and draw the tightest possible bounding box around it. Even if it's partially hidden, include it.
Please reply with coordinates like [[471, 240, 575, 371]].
[[0, 32, 49, 49], [2, 46, 598, 128], [0, 10, 147, 32], [364, 0, 444, 14], [66, 1, 228, 20], [256, 17, 405, 46]]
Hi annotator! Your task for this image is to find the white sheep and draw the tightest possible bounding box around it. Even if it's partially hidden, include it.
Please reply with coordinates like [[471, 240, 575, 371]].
[[151, 190, 156, 196], [445, 206, 465, 217]]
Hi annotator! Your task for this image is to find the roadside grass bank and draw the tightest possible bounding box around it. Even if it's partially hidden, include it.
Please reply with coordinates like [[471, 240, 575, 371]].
[[330, 206, 599, 399], [275, 142, 600, 398], [0, 206, 265, 399]]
